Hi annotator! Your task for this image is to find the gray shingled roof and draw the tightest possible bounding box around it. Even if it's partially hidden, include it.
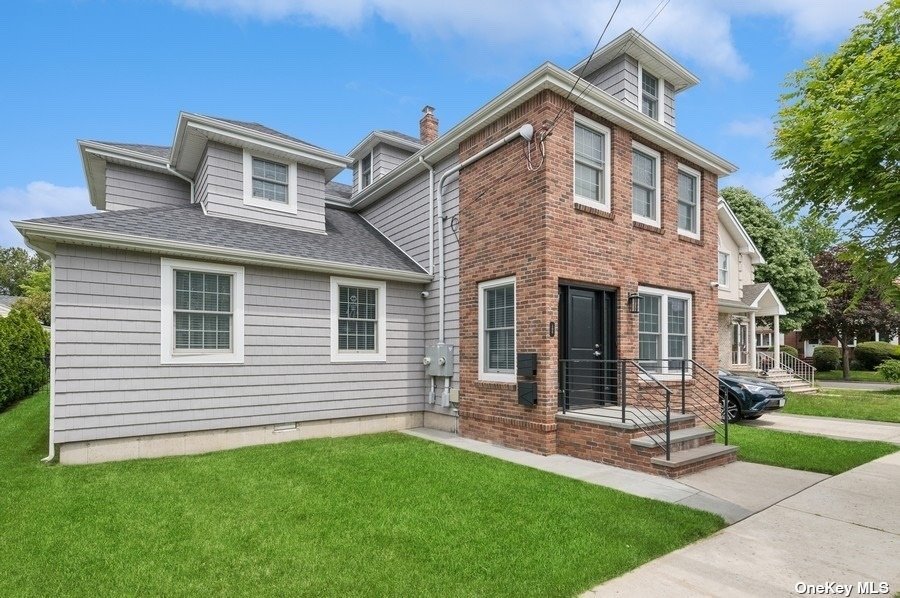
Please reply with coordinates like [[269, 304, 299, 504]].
[[24, 205, 426, 275], [378, 130, 423, 146], [0, 295, 21, 309], [324, 181, 353, 200], [96, 142, 171, 159], [741, 283, 770, 307], [203, 115, 328, 151]]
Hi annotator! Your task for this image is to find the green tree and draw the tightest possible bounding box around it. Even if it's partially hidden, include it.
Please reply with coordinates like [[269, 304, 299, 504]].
[[773, 1, 900, 296], [782, 212, 841, 259], [721, 187, 825, 330], [15, 265, 51, 326], [0, 247, 46, 296]]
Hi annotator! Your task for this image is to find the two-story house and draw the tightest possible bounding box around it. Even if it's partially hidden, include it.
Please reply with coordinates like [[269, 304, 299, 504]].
[[16, 29, 745, 476]]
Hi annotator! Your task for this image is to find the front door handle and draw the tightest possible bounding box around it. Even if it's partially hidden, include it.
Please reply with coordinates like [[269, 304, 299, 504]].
[[593, 350, 602, 358]]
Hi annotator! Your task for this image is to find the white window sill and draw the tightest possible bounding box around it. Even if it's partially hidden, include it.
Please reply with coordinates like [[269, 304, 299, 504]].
[[677, 228, 700, 240], [574, 197, 610, 212], [330, 352, 387, 364], [243, 196, 298, 214], [632, 214, 661, 228], [161, 352, 244, 365], [479, 372, 517, 383]]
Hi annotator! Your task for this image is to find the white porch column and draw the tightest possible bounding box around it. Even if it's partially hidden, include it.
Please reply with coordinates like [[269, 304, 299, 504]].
[[773, 314, 781, 369], [748, 312, 757, 371]]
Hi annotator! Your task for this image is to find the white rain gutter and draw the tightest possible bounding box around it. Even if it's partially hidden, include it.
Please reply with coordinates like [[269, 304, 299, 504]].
[[165, 165, 196, 206], [418, 156, 435, 275]]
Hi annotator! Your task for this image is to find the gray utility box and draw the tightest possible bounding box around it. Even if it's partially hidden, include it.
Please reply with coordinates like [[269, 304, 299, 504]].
[[424, 344, 455, 377]]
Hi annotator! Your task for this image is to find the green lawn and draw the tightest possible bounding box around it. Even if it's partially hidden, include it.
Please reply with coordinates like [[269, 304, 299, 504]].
[[723, 425, 897, 475], [815, 370, 890, 382], [1, 390, 725, 597], [783, 388, 900, 423]]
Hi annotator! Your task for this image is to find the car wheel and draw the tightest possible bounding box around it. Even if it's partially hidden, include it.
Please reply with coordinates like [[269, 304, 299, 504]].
[[721, 398, 741, 423]]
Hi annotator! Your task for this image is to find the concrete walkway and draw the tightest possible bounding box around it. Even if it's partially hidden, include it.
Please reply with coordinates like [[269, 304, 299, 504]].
[[745, 412, 900, 444], [590, 451, 900, 597], [818, 380, 900, 391], [403, 428, 825, 524]]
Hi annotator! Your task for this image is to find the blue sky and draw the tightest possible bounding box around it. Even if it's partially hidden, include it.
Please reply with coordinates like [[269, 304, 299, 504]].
[[0, 0, 881, 245]]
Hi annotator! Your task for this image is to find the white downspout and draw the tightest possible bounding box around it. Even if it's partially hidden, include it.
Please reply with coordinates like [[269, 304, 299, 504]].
[[418, 156, 435, 276], [431, 123, 533, 405], [41, 255, 56, 463], [166, 164, 196, 206]]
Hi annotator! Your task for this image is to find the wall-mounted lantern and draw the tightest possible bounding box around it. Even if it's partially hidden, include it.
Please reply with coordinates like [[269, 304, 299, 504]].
[[627, 292, 642, 314]]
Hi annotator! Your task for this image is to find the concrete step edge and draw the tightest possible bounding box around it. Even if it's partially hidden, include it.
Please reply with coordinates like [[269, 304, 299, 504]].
[[650, 443, 739, 468], [630, 426, 715, 448]]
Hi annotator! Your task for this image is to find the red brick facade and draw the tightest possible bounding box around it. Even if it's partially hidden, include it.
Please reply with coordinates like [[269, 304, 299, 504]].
[[457, 90, 722, 470]]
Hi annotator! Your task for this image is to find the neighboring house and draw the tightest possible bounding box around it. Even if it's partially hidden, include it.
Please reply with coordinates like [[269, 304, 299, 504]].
[[787, 331, 900, 361], [0, 295, 22, 317], [15, 29, 742, 475]]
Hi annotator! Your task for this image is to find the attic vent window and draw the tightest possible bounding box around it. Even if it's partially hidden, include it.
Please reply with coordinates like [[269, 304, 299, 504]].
[[641, 71, 659, 120], [361, 153, 372, 189]]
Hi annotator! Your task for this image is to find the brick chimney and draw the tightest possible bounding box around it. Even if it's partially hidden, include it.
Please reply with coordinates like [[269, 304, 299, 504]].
[[419, 105, 438, 144]]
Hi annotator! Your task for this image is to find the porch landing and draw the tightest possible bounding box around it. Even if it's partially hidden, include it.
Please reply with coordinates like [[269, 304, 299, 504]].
[[403, 428, 826, 524]]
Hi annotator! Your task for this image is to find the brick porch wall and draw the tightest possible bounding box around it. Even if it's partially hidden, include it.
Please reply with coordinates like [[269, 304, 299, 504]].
[[457, 90, 721, 455]]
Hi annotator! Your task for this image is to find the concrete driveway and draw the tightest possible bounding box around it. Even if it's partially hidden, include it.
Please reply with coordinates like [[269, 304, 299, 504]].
[[588, 451, 900, 597], [744, 412, 900, 444], [817, 380, 900, 391]]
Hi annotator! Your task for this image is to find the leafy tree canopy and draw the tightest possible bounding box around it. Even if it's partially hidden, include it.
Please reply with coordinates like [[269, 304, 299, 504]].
[[15, 265, 51, 327], [721, 186, 825, 330], [781, 211, 841, 259], [0, 247, 45, 296], [773, 1, 900, 288]]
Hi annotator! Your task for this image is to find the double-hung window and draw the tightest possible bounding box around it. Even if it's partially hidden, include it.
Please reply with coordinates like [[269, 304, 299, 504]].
[[242, 150, 297, 213], [330, 277, 387, 362], [718, 251, 730, 288], [638, 287, 692, 375], [640, 69, 659, 120], [631, 142, 661, 226], [478, 277, 516, 382], [677, 165, 701, 238], [160, 258, 245, 364], [573, 116, 611, 210]]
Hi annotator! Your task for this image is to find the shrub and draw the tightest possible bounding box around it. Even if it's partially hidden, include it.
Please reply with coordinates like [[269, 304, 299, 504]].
[[850, 359, 863, 371], [812, 345, 841, 371], [876, 360, 900, 382], [780, 345, 799, 358], [0, 309, 49, 410], [854, 341, 899, 370]]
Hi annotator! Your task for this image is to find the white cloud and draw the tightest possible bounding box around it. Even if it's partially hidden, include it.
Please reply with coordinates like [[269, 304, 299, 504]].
[[172, 0, 881, 79], [0, 182, 91, 247], [725, 117, 773, 141]]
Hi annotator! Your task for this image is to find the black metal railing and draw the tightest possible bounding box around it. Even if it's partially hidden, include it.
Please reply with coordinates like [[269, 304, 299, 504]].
[[558, 359, 673, 460], [558, 358, 730, 461]]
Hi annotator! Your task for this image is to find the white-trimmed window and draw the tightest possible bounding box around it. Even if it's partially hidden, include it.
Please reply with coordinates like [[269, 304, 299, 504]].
[[160, 258, 245, 365], [478, 276, 516, 383], [573, 115, 611, 210], [242, 150, 297, 214], [360, 152, 373, 190], [631, 142, 661, 227], [677, 164, 701, 238], [638, 64, 665, 123], [756, 332, 774, 348], [718, 251, 730, 288], [638, 287, 692, 375], [330, 276, 387, 362]]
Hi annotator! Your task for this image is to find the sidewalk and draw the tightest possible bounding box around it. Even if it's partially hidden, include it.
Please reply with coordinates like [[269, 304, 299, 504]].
[[744, 412, 900, 444], [589, 451, 900, 597], [818, 380, 900, 391], [403, 428, 825, 524]]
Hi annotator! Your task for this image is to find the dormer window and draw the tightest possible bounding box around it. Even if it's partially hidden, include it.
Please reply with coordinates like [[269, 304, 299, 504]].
[[242, 149, 298, 214], [361, 153, 372, 189], [641, 70, 659, 119]]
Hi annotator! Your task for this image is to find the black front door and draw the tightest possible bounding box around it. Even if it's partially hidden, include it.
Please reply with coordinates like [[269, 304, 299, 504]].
[[560, 286, 617, 410]]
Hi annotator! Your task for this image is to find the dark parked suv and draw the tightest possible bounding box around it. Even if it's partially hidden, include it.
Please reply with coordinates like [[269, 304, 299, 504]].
[[718, 370, 786, 422]]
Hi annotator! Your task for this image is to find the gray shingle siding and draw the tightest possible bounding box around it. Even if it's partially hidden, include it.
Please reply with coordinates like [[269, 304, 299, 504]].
[[105, 163, 190, 211], [586, 55, 639, 110], [361, 154, 461, 383], [664, 81, 676, 129], [373, 143, 413, 180], [52, 244, 427, 443]]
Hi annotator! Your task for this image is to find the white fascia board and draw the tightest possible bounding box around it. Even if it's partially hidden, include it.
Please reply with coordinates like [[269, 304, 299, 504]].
[[347, 131, 422, 159], [78, 140, 174, 210], [350, 63, 736, 210], [13, 221, 432, 284], [717, 198, 765, 264], [749, 283, 788, 316]]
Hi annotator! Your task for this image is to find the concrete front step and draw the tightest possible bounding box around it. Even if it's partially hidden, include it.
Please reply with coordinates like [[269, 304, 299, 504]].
[[651, 443, 739, 474], [630, 426, 715, 449]]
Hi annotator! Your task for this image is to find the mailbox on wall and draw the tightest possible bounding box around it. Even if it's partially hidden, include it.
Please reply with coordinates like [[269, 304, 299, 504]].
[[517, 353, 537, 407], [517, 353, 537, 378], [517, 381, 537, 407]]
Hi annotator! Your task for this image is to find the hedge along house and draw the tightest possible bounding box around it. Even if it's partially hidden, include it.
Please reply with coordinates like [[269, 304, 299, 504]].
[[17, 29, 740, 476]]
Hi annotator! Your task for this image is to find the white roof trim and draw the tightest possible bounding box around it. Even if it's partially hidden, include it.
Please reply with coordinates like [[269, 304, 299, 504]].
[[347, 130, 422, 159], [13, 221, 432, 284], [571, 29, 700, 92], [78, 140, 174, 210], [350, 62, 736, 210], [746, 283, 787, 316], [718, 198, 765, 265]]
